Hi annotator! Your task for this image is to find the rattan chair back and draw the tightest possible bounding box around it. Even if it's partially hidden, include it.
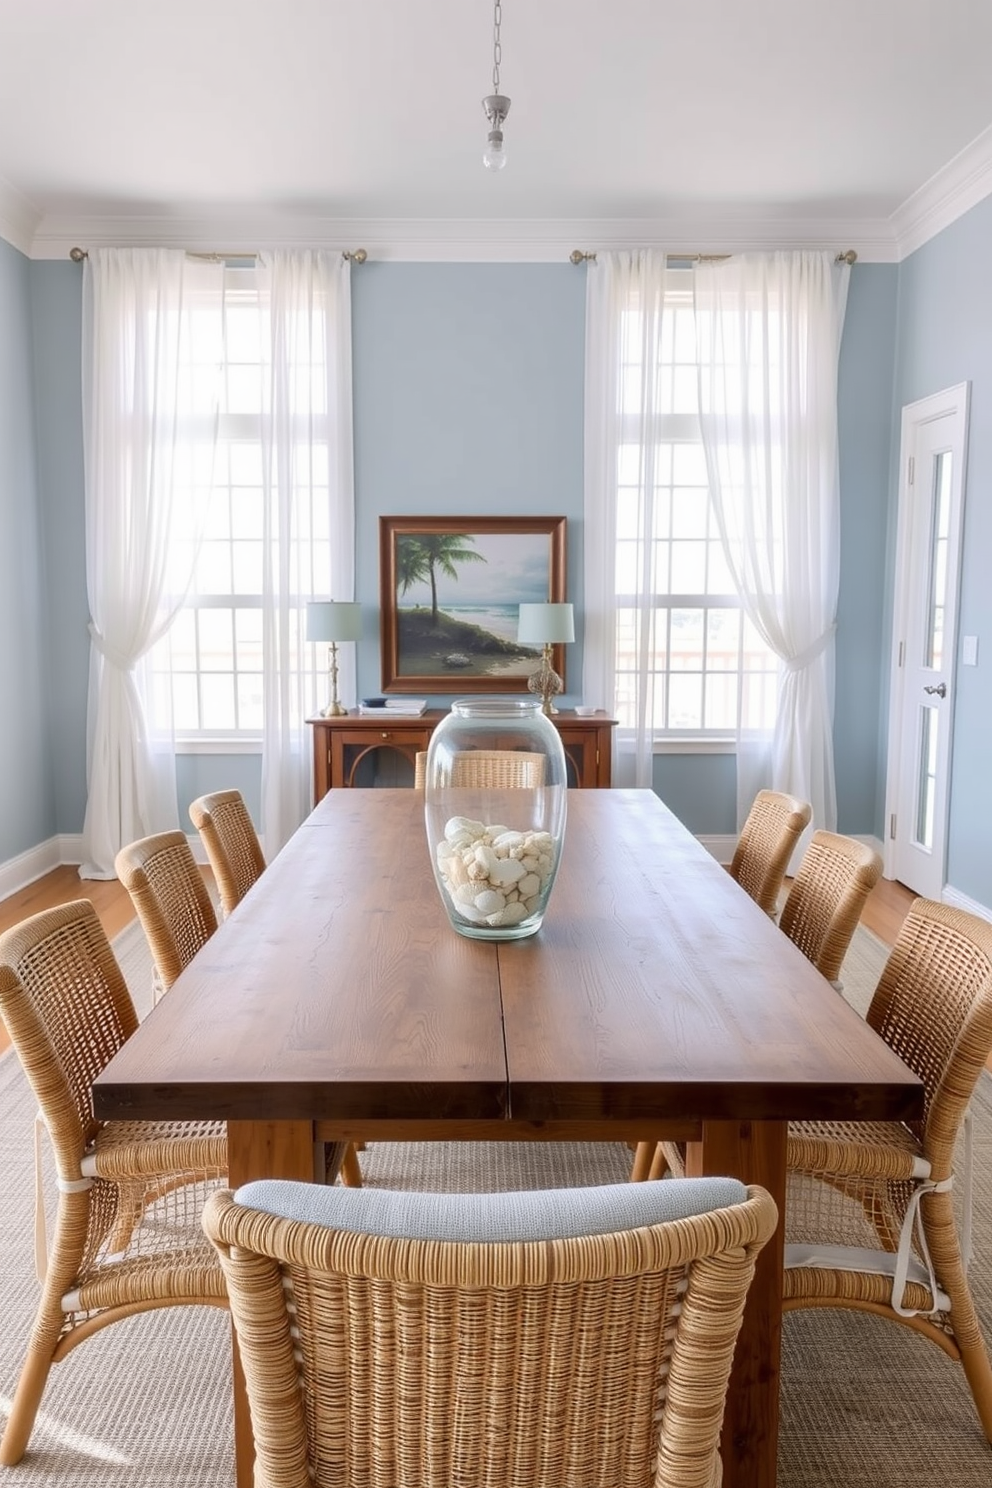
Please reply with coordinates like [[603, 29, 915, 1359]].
[[115, 830, 218, 997], [868, 898, 992, 1169], [783, 896, 992, 1441], [416, 749, 546, 791], [205, 1181, 777, 1488], [778, 830, 883, 987], [0, 900, 227, 1465], [188, 788, 265, 917], [730, 788, 812, 915]]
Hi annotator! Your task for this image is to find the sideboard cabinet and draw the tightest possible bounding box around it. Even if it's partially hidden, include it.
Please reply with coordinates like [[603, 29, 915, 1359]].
[[308, 710, 617, 798]]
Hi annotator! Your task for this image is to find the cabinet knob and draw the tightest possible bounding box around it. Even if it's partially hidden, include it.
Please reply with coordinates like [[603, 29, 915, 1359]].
[[381, 731, 392, 740]]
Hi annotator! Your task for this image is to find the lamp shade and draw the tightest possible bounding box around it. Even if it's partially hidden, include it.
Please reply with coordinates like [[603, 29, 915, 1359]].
[[517, 602, 575, 645], [306, 601, 362, 643]]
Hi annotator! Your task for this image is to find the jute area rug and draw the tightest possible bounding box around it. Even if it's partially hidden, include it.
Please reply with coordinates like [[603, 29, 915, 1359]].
[[0, 920, 990, 1486]]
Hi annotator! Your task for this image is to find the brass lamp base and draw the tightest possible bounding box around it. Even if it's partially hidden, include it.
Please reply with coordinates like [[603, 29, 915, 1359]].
[[527, 644, 564, 716]]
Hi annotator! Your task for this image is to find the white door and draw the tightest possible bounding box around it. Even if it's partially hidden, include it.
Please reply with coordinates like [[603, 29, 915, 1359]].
[[884, 383, 969, 897]]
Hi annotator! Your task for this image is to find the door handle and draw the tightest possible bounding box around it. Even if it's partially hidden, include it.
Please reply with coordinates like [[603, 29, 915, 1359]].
[[923, 682, 947, 698]]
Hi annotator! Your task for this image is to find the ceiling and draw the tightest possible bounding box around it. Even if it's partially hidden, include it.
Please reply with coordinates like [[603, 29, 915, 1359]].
[[3, 0, 992, 259]]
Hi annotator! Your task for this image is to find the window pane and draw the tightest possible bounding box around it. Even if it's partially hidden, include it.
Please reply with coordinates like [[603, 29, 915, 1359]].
[[237, 673, 264, 732], [198, 610, 234, 671], [670, 540, 706, 592], [669, 672, 703, 729], [670, 489, 708, 539], [201, 674, 237, 731], [670, 609, 704, 670]]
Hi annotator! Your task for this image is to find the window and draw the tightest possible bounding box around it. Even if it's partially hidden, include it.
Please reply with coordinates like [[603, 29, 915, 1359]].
[[612, 274, 777, 739], [150, 270, 330, 741]]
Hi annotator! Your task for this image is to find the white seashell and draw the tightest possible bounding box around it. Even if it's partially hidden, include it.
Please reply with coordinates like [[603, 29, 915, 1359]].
[[492, 831, 524, 851], [487, 901, 528, 927], [517, 872, 540, 897], [457, 902, 487, 923], [531, 832, 554, 848], [467, 859, 488, 881], [491, 857, 526, 886], [524, 894, 540, 914], [474, 844, 499, 877], [446, 855, 469, 888], [454, 882, 481, 906], [444, 816, 485, 842], [487, 826, 509, 841], [520, 855, 539, 874], [475, 889, 506, 916]]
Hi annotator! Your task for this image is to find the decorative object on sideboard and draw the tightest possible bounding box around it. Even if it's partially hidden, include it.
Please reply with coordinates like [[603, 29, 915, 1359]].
[[481, 0, 510, 171], [424, 698, 567, 941], [306, 601, 362, 718], [379, 515, 567, 694], [517, 602, 575, 715]]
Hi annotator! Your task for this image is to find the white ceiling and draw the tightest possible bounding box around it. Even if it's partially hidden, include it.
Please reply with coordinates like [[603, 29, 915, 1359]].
[[3, 0, 992, 259]]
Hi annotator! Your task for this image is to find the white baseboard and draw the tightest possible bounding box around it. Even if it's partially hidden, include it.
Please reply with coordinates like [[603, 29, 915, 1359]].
[[0, 838, 64, 901], [942, 884, 992, 923], [697, 834, 738, 864]]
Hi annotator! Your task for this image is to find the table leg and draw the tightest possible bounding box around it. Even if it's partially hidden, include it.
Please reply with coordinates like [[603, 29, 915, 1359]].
[[227, 1119, 316, 1488], [686, 1119, 787, 1488]]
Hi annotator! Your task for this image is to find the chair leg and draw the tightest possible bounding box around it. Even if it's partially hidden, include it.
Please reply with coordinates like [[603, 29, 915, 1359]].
[[629, 1141, 656, 1181], [0, 1346, 54, 1463], [926, 1190, 992, 1442], [340, 1143, 363, 1188]]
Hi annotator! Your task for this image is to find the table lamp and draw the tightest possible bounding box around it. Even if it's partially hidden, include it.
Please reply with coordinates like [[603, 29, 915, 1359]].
[[517, 602, 574, 715], [306, 601, 362, 717]]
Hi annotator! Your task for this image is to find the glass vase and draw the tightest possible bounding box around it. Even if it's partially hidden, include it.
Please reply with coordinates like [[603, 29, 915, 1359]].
[[424, 698, 567, 941]]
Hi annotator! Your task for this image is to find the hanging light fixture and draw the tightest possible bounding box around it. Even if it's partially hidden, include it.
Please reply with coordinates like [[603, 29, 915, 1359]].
[[481, 0, 510, 171]]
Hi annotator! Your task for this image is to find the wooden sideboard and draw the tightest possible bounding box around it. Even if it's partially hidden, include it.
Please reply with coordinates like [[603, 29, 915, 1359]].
[[308, 710, 617, 796]]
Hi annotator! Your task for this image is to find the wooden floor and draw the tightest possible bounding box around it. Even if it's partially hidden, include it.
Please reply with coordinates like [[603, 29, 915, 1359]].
[[0, 865, 917, 1061]]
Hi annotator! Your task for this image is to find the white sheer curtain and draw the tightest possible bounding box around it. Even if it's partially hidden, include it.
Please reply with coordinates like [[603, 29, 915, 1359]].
[[79, 248, 224, 878], [583, 250, 670, 787], [258, 250, 355, 857], [694, 251, 850, 835]]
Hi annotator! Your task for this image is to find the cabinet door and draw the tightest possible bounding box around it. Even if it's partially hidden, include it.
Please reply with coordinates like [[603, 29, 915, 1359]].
[[333, 728, 433, 789]]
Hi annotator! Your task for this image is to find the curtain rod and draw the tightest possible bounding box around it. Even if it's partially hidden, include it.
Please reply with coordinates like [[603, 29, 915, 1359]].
[[68, 246, 368, 264], [570, 248, 858, 265]]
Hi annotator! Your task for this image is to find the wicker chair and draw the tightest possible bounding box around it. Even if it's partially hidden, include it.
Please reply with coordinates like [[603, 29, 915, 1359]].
[[205, 1175, 777, 1488], [115, 830, 218, 1002], [0, 900, 227, 1465], [414, 749, 546, 790], [778, 829, 883, 990], [783, 897, 992, 1440], [188, 788, 266, 918], [730, 788, 812, 916]]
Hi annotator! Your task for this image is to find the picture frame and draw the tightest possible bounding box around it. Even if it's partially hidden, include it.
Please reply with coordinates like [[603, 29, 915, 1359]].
[[379, 515, 567, 693]]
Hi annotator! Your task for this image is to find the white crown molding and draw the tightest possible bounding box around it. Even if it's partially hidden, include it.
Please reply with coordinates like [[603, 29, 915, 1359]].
[[27, 210, 900, 264], [0, 175, 42, 257], [892, 121, 992, 260]]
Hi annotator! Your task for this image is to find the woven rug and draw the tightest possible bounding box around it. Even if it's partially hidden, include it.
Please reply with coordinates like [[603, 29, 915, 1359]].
[[0, 919, 990, 1485]]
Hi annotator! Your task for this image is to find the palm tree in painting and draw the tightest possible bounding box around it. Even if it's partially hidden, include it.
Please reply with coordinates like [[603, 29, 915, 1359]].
[[396, 534, 487, 623]]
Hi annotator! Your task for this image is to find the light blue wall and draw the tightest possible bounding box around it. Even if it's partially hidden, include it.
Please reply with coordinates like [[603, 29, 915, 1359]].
[[11, 252, 906, 849], [835, 265, 899, 836], [351, 262, 587, 705], [890, 193, 992, 906], [29, 263, 89, 838], [0, 238, 54, 860]]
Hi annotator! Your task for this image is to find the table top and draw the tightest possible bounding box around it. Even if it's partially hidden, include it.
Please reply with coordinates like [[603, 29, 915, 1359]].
[[93, 790, 923, 1127]]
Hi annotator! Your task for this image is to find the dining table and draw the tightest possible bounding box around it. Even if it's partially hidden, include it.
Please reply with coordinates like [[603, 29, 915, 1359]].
[[93, 787, 924, 1488]]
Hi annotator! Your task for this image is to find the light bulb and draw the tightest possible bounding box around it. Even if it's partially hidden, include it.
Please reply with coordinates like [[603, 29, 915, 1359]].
[[483, 130, 508, 171]]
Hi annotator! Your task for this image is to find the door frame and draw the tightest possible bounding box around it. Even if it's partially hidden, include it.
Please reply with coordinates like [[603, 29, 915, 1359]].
[[883, 381, 970, 889]]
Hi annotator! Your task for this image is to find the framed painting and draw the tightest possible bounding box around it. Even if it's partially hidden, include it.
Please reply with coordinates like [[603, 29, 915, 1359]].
[[379, 515, 567, 693]]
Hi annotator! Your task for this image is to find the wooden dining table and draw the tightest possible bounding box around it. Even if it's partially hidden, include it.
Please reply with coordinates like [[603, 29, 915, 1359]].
[[93, 788, 924, 1488]]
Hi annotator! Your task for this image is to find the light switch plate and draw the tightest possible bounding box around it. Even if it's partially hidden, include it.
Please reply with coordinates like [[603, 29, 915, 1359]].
[[962, 635, 979, 666]]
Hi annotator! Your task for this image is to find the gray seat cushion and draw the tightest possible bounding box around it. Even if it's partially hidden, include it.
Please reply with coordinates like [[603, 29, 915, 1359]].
[[233, 1175, 749, 1243]]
